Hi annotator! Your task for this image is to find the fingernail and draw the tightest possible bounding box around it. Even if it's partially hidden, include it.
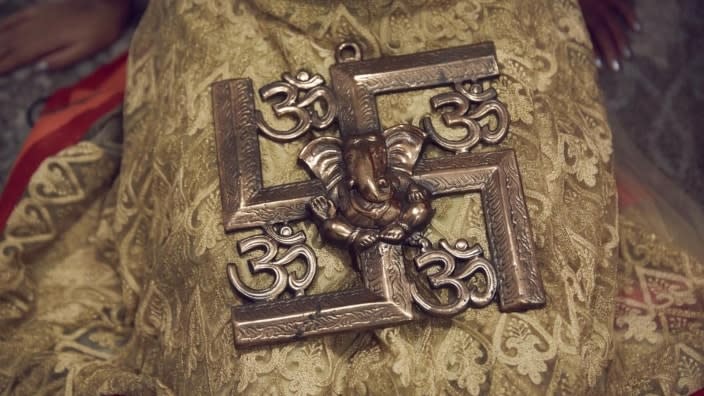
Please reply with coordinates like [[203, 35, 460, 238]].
[[624, 47, 632, 59], [595, 57, 603, 69], [633, 21, 642, 32], [34, 61, 48, 72], [611, 60, 620, 72]]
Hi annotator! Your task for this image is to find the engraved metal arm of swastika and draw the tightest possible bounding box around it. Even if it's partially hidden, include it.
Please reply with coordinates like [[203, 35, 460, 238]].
[[211, 41, 546, 347]]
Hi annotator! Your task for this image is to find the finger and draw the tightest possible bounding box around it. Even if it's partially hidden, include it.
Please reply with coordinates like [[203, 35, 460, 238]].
[[589, 22, 620, 71], [39, 44, 92, 70], [0, 7, 35, 32], [0, 23, 67, 74], [0, 40, 63, 75], [0, 24, 19, 51], [607, 0, 640, 31], [600, 4, 631, 59], [0, 47, 36, 75]]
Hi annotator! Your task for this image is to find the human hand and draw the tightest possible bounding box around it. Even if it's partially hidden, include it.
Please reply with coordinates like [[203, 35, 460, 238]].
[[578, 0, 640, 71], [0, 0, 130, 75]]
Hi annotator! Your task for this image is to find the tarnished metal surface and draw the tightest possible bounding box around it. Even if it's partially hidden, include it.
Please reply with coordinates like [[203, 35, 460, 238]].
[[255, 71, 337, 141], [423, 81, 509, 152], [410, 237, 497, 316], [211, 41, 546, 347], [300, 126, 433, 250], [227, 225, 317, 301]]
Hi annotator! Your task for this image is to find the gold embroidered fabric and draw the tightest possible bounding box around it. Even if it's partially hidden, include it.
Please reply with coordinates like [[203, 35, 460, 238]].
[[1, 0, 702, 394], [606, 215, 704, 395]]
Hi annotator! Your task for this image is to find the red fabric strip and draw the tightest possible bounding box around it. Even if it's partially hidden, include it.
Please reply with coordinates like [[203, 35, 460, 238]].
[[0, 53, 128, 231]]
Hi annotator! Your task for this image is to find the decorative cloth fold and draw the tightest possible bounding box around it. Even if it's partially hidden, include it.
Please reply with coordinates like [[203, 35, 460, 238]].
[[0, 53, 127, 231], [0, 1, 702, 394]]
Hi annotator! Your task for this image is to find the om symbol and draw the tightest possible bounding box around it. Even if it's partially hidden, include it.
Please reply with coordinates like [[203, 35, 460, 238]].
[[411, 238, 498, 316], [422, 82, 509, 153], [255, 71, 337, 141], [227, 225, 317, 301]]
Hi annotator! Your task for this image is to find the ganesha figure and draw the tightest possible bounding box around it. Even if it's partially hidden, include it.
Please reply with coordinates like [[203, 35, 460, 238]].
[[299, 125, 433, 250]]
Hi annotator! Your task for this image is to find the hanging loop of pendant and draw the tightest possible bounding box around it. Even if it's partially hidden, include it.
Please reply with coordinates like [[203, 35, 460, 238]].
[[336, 41, 363, 63]]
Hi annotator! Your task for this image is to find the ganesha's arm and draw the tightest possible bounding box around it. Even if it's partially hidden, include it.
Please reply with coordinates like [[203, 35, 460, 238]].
[[323, 219, 378, 249], [310, 195, 360, 245], [392, 176, 433, 230], [393, 174, 430, 201], [320, 217, 361, 245], [400, 199, 433, 230]]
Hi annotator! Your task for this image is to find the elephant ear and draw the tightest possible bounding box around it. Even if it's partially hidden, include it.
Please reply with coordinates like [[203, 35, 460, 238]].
[[383, 124, 427, 175], [299, 136, 344, 191]]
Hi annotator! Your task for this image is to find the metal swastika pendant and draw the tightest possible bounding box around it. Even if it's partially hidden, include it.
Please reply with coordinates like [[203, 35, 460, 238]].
[[211, 41, 546, 347]]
